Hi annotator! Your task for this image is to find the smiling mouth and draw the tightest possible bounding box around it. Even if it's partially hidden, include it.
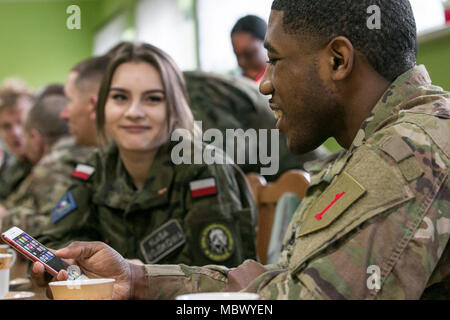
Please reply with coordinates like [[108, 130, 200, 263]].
[[120, 126, 151, 132]]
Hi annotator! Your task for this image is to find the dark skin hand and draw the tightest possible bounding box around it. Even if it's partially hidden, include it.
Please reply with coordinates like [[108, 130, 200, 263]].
[[30, 242, 148, 300]]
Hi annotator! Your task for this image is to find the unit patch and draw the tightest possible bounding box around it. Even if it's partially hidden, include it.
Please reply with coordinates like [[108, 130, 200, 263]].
[[200, 223, 234, 262], [140, 220, 186, 264], [51, 192, 77, 224]]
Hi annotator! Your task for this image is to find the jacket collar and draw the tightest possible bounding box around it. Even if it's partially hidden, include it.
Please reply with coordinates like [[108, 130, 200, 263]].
[[93, 142, 174, 210]]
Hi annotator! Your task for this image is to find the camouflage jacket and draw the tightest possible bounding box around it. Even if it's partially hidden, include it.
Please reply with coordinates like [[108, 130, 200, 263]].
[[0, 136, 96, 237], [0, 150, 32, 202], [142, 66, 450, 300], [37, 141, 257, 267], [184, 71, 329, 181]]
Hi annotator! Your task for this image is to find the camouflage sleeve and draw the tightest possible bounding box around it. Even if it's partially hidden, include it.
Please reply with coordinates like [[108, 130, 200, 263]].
[[144, 264, 230, 299], [35, 180, 102, 250], [178, 160, 257, 268], [242, 123, 450, 300], [1, 163, 77, 237]]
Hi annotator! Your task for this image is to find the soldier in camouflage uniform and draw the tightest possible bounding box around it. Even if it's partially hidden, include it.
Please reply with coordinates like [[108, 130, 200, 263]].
[[36, 43, 257, 268], [0, 80, 34, 201], [0, 136, 95, 237], [0, 94, 96, 237], [31, 1, 449, 299]]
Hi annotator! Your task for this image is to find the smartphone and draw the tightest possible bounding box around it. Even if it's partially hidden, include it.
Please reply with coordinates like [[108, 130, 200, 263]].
[[1, 226, 72, 278]]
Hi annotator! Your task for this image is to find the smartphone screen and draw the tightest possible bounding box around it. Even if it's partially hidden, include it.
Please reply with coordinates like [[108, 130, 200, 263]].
[[10, 231, 70, 274]]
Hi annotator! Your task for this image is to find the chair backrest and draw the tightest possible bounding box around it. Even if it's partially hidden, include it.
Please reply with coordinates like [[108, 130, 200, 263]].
[[245, 170, 310, 264]]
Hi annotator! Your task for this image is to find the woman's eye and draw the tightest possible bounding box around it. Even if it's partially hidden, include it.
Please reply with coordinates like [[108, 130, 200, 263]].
[[146, 95, 164, 103], [112, 94, 127, 102]]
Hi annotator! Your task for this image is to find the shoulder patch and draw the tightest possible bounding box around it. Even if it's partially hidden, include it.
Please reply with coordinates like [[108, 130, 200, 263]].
[[51, 192, 77, 224], [189, 177, 217, 199], [200, 223, 234, 262], [72, 164, 95, 181], [140, 220, 186, 264], [380, 136, 413, 163], [298, 172, 366, 237]]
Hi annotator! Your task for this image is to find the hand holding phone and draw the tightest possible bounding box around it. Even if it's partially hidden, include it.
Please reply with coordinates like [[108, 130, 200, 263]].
[[1, 226, 84, 280]]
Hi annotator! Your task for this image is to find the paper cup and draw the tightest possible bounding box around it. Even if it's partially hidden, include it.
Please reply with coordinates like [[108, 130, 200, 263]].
[[49, 278, 115, 300], [176, 292, 260, 300], [0, 253, 13, 299]]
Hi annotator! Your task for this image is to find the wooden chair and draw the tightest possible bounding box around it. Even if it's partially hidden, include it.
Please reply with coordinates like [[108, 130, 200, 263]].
[[246, 170, 310, 264]]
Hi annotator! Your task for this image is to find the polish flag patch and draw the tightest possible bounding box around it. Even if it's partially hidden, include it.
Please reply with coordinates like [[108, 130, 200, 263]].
[[72, 164, 95, 180], [190, 178, 217, 198]]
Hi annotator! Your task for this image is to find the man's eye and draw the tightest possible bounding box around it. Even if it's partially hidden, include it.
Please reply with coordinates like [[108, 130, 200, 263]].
[[267, 58, 279, 65]]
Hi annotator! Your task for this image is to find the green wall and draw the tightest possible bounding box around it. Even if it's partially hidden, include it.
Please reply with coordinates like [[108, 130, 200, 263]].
[[0, 0, 102, 89], [417, 35, 450, 90]]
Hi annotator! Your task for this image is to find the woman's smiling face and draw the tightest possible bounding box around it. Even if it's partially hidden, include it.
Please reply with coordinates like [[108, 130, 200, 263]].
[[105, 61, 168, 153]]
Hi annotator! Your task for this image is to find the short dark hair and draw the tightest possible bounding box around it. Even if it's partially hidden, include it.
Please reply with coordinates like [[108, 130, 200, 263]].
[[71, 55, 110, 92], [271, 0, 417, 81], [231, 15, 267, 41], [36, 83, 65, 101], [25, 94, 69, 146]]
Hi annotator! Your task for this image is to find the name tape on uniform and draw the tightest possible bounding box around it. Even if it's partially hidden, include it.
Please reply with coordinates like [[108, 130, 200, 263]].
[[51, 191, 77, 224], [189, 178, 217, 199], [72, 164, 95, 181], [140, 220, 186, 264]]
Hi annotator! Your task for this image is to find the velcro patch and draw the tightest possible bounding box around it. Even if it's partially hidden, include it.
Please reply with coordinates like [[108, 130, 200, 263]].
[[190, 177, 217, 199], [72, 164, 95, 181], [298, 172, 366, 237], [140, 220, 186, 264], [380, 136, 413, 163], [200, 223, 234, 262], [51, 192, 77, 224]]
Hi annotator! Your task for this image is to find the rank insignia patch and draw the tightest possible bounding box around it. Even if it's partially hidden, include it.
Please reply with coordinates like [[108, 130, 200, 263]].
[[190, 178, 217, 199], [51, 192, 77, 224], [140, 220, 186, 264], [200, 223, 234, 262], [72, 164, 95, 181]]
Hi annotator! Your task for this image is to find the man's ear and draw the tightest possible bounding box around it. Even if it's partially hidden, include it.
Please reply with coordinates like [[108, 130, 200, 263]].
[[88, 94, 98, 121], [326, 36, 354, 81]]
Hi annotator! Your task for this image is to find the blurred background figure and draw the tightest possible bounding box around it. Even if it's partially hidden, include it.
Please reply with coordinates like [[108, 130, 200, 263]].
[[60, 55, 110, 148], [231, 15, 268, 83], [0, 89, 96, 237], [0, 79, 34, 201]]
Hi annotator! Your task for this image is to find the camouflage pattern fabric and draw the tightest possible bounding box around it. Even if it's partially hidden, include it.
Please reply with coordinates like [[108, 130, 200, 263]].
[[37, 141, 257, 268], [0, 150, 32, 202], [0, 136, 96, 237], [184, 71, 329, 181], [142, 66, 450, 300]]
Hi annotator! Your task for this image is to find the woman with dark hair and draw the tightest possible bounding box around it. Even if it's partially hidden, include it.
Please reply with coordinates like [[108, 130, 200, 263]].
[[37, 42, 256, 267], [231, 15, 268, 83]]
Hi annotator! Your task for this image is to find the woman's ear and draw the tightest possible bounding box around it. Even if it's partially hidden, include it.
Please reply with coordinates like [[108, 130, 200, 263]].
[[327, 36, 354, 81]]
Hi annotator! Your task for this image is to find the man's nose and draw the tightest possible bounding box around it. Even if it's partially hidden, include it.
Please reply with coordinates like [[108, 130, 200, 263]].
[[259, 71, 273, 96], [60, 106, 69, 120]]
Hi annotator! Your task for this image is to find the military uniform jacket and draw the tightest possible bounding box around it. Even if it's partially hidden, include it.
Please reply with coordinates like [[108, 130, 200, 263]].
[[0, 150, 32, 202], [141, 66, 450, 299], [0, 136, 96, 236], [37, 141, 257, 268]]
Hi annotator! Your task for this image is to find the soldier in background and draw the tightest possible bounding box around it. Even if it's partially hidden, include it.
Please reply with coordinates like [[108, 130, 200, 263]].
[[0, 91, 96, 237], [231, 15, 268, 84], [0, 80, 34, 200], [32, 0, 449, 300]]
